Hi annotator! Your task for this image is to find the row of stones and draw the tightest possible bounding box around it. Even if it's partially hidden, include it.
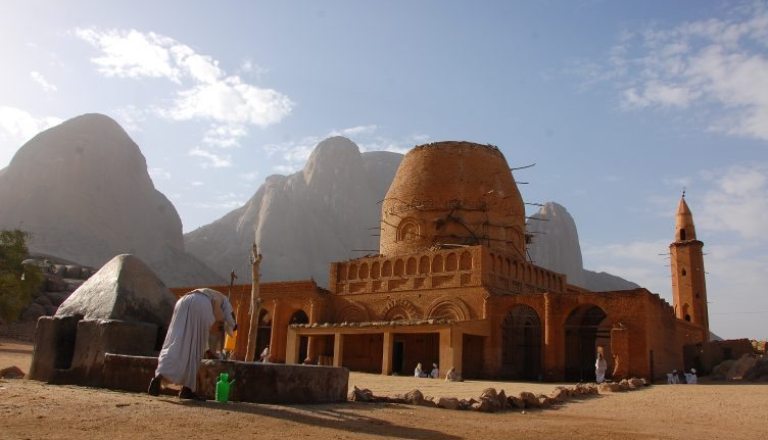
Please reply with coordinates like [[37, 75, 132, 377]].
[[349, 377, 649, 413]]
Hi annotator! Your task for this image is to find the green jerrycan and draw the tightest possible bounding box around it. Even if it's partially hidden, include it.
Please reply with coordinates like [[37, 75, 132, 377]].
[[215, 372, 235, 403]]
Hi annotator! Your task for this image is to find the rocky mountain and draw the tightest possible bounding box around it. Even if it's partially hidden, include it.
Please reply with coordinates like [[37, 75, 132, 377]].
[[526, 202, 639, 291], [527, 202, 586, 287], [0, 113, 223, 287], [185, 137, 403, 286], [583, 269, 640, 291]]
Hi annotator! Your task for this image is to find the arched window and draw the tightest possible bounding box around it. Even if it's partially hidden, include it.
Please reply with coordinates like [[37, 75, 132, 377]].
[[406, 257, 417, 275], [432, 255, 443, 273], [419, 256, 429, 274], [446, 253, 458, 271], [394, 259, 404, 276], [397, 218, 422, 242]]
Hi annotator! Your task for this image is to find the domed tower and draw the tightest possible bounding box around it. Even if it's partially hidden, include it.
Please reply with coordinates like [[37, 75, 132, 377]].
[[670, 194, 709, 337], [379, 141, 526, 259]]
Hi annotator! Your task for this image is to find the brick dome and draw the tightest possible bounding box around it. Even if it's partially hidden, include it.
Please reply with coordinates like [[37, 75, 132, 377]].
[[379, 141, 526, 258]]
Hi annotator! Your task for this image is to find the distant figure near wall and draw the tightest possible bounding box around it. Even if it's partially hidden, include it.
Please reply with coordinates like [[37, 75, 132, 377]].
[[595, 353, 607, 384]]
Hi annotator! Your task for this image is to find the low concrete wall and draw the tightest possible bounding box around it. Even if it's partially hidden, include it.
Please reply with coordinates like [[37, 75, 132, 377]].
[[197, 359, 349, 404], [101, 355, 349, 403], [102, 353, 158, 393], [197, 360, 349, 404]]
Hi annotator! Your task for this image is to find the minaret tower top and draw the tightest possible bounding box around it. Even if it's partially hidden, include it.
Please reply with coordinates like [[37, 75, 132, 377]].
[[669, 193, 709, 341]]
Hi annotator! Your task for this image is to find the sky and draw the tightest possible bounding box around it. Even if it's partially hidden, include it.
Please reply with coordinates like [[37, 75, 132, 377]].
[[0, 0, 766, 339]]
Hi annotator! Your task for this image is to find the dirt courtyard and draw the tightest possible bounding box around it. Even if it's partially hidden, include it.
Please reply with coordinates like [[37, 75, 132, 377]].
[[2, 338, 766, 440]]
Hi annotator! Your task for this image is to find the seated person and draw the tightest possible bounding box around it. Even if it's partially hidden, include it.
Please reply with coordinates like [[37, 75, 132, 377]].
[[686, 368, 698, 384], [414, 362, 427, 377], [429, 363, 439, 379], [445, 367, 461, 382]]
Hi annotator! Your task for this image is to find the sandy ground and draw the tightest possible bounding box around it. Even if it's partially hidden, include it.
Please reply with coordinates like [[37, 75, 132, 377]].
[[2, 338, 767, 440]]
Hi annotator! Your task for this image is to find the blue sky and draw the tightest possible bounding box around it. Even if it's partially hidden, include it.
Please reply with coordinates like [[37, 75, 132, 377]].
[[1, 0, 766, 339]]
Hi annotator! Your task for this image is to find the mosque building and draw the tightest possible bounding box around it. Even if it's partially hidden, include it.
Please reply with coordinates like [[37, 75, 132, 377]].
[[176, 141, 709, 381]]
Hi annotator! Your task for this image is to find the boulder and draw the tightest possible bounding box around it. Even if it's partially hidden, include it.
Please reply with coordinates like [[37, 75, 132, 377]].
[[519, 391, 540, 408], [471, 398, 496, 412], [537, 395, 553, 408], [549, 387, 569, 402], [507, 395, 525, 409], [404, 389, 425, 405], [349, 386, 375, 402], [437, 397, 461, 410], [726, 354, 758, 380], [0, 366, 26, 379], [55, 254, 176, 329], [599, 382, 622, 393]]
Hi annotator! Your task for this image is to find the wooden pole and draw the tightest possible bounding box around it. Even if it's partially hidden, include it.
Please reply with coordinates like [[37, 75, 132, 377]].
[[245, 242, 263, 362]]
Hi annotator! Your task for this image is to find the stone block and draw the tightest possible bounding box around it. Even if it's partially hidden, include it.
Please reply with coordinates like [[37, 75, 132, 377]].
[[28, 316, 79, 382], [56, 319, 158, 386], [437, 397, 460, 410], [102, 354, 158, 393]]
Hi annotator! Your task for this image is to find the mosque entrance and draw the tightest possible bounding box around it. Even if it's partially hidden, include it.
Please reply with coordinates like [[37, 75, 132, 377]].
[[290, 310, 309, 362], [564, 305, 609, 382], [393, 333, 439, 376], [500, 305, 542, 380], [256, 309, 271, 360]]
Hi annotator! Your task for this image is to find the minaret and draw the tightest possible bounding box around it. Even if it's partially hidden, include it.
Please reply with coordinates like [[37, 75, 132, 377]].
[[669, 193, 709, 339]]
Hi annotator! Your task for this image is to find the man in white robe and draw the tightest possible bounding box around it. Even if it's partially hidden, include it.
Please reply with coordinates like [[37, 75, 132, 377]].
[[148, 288, 236, 399], [595, 353, 608, 383]]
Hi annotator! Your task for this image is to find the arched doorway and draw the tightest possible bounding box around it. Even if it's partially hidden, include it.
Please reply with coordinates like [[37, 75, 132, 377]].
[[501, 305, 542, 380], [564, 305, 609, 381], [290, 310, 309, 363], [256, 310, 271, 360]]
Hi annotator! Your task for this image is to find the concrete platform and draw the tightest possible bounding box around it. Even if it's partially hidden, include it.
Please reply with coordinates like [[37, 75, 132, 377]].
[[101, 354, 348, 404]]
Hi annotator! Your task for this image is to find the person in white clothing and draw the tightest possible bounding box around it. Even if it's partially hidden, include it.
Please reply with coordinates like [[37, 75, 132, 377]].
[[595, 352, 608, 384], [686, 368, 698, 384], [259, 345, 271, 363], [147, 288, 236, 400]]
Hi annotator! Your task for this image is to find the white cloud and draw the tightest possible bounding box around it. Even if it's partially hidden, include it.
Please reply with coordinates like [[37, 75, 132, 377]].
[[185, 192, 245, 209], [29, 71, 57, 93], [272, 164, 300, 174], [161, 76, 292, 127], [148, 167, 171, 181], [238, 171, 260, 182], [698, 163, 768, 240], [202, 124, 248, 148], [0, 106, 62, 166], [188, 147, 232, 168], [263, 126, 425, 173], [332, 125, 378, 137], [239, 59, 268, 78], [75, 27, 293, 166], [75, 28, 181, 81], [113, 105, 146, 133], [593, 4, 768, 141]]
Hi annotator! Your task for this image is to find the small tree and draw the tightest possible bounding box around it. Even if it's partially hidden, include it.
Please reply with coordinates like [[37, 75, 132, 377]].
[[0, 230, 43, 323]]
